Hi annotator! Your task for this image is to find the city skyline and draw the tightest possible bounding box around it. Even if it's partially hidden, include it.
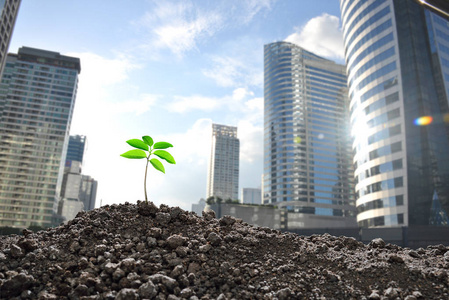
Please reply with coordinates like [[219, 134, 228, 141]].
[[6, 1, 345, 211]]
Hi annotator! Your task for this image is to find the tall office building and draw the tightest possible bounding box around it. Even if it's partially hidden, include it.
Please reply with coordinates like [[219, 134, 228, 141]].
[[66, 135, 87, 164], [206, 124, 240, 201], [263, 42, 356, 228], [0, 47, 81, 228], [341, 0, 449, 227], [0, 0, 21, 77]]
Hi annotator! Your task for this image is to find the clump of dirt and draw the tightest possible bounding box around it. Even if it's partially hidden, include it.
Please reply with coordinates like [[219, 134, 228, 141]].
[[0, 201, 448, 299]]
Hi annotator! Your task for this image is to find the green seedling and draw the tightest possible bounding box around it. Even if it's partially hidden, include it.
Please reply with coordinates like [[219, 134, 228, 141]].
[[120, 135, 176, 203]]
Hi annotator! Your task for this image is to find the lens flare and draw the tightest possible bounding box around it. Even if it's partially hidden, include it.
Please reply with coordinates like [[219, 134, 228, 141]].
[[414, 116, 433, 126], [294, 137, 302, 144]]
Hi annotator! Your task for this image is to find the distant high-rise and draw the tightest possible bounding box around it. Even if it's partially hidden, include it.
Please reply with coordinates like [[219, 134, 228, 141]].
[[241, 188, 262, 205], [341, 0, 449, 227], [0, 47, 81, 228], [59, 160, 97, 222], [0, 0, 21, 77], [59, 134, 97, 220], [79, 174, 97, 211], [206, 124, 240, 201], [263, 42, 356, 229], [66, 135, 87, 165], [191, 198, 206, 216]]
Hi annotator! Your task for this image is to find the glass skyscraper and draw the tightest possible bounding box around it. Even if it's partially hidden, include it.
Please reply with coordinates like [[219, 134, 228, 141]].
[[0, 0, 21, 77], [341, 0, 449, 227], [0, 47, 80, 228], [66, 134, 87, 164], [263, 42, 356, 228], [206, 124, 240, 201]]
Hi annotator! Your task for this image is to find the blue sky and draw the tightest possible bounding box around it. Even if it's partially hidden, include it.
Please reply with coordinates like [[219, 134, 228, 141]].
[[9, 0, 344, 210]]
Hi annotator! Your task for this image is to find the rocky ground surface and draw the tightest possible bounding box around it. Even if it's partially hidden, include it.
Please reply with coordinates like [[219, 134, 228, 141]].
[[0, 202, 448, 299]]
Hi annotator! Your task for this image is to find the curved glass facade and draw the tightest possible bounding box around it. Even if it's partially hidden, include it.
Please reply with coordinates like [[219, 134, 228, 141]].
[[341, 0, 449, 227], [263, 42, 355, 228]]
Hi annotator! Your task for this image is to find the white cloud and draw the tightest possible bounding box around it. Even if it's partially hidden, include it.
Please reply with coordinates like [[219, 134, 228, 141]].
[[67, 51, 159, 136], [168, 118, 212, 164], [238, 119, 263, 164], [134, 1, 276, 58], [241, 0, 276, 24], [202, 55, 263, 88], [70, 52, 140, 88], [136, 1, 223, 57], [233, 87, 254, 101], [153, 12, 223, 56], [285, 13, 344, 60], [245, 97, 263, 112], [107, 94, 159, 116], [166, 87, 263, 116], [202, 56, 243, 87], [167, 95, 221, 113]]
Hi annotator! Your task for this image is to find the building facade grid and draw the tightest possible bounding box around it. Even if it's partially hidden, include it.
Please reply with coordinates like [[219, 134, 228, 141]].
[[206, 124, 240, 201], [0, 47, 80, 228], [341, 0, 449, 227], [0, 0, 20, 77], [263, 41, 356, 228]]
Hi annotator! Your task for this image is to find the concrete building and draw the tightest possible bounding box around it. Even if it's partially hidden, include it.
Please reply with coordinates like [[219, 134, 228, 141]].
[[263, 42, 356, 229], [59, 160, 97, 222], [79, 175, 97, 211], [206, 124, 240, 201], [58, 198, 84, 223], [341, 0, 449, 227], [0, 47, 80, 228], [241, 188, 262, 204], [191, 198, 206, 216], [0, 0, 21, 77], [61, 134, 97, 213], [60, 161, 83, 201], [205, 202, 281, 230]]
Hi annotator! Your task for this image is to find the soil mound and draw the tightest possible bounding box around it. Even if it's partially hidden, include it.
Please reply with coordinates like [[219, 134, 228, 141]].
[[0, 201, 448, 299]]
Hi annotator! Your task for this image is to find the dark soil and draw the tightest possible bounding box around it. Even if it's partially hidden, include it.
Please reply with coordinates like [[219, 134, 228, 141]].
[[0, 201, 448, 299]]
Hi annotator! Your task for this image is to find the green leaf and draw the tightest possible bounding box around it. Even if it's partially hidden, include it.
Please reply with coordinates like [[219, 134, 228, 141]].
[[153, 150, 176, 164], [142, 136, 154, 147], [120, 149, 147, 159], [126, 139, 149, 151], [150, 158, 165, 173], [153, 142, 173, 149]]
